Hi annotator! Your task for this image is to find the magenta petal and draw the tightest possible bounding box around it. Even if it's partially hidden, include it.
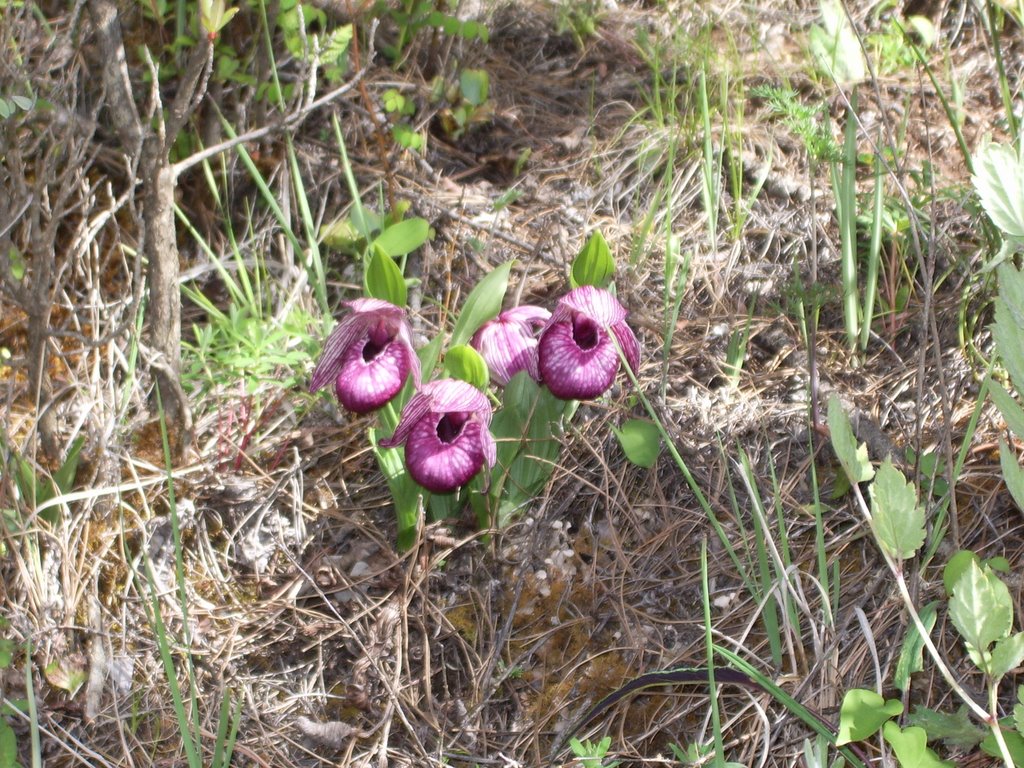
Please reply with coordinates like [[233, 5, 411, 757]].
[[334, 337, 411, 414], [379, 389, 434, 448], [502, 305, 551, 326], [404, 416, 490, 493], [560, 285, 627, 326], [611, 321, 640, 374], [538, 321, 619, 400]]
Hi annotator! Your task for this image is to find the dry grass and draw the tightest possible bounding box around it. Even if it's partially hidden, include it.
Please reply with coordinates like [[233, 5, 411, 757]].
[[2, 0, 1024, 766]]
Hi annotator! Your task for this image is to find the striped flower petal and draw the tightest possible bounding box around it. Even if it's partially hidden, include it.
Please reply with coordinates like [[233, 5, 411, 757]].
[[537, 286, 639, 400], [471, 305, 550, 386]]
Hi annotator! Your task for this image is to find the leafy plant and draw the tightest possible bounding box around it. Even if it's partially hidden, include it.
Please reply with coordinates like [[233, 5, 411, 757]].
[[0, 619, 27, 768], [569, 735, 620, 768], [435, 69, 493, 139]]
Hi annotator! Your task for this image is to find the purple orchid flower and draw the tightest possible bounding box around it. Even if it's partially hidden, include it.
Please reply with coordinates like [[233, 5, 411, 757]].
[[470, 305, 551, 386], [379, 379, 496, 494], [537, 285, 640, 400], [310, 299, 421, 414]]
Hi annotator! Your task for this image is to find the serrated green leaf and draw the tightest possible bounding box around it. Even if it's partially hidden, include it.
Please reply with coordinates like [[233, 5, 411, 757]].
[[827, 395, 875, 484], [991, 632, 1024, 681], [869, 458, 925, 560], [973, 143, 1024, 238], [989, 380, 1024, 441], [449, 260, 513, 348], [570, 230, 615, 289], [836, 688, 903, 745], [443, 345, 489, 391], [373, 217, 430, 257], [364, 246, 407, 306], [883, 722, 954, 768], [895, 600, 939, 692], [949, 559, 1013, 665], [907, 705, 986, 750], [613, 418, 661, 468]]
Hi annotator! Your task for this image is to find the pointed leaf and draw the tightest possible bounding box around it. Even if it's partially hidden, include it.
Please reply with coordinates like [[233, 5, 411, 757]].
[[894, 600, 939, 691], [450, 260, 513, 348], [836, 688, 903, 745], [869, 457, 925, 561], [991, 632, 1024, 681], [827, 395, 875, 484], [570, 230, 615, 289], [1000, 438, 1024, 514], [364, 246, 407, 306], [943, 550, 980, 597], [989, 379, 1024, 441], [949, 559, 1012, 663]]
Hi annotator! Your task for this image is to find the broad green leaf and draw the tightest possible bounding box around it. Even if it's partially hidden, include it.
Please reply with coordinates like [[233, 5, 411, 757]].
[[869, 458, 925, 561], [369, 427, 422, 551], [991, 632, 1024, 681], [53, 436, 85, 494], [882, 722, 954, 768], [949, 559, 1013, 666], [0, 99, 12, 120], [827, 395, 875, 484], [907, 705, 985, 750], [836, 688, 902, 745], [808, 0, 866, 85], [1000, 437, 1024, 514], [364, 246, 407, 306], [613, 418, 661, 468], [459, 69, 489, 107], [989, 379, 1024, 441], [994, 295, 1024, 390], [894, 600, 939, 692], [449, 260, 513, 348], [443, 345, 489, 391], [943, 550, 980, 597], [973, 143, 1024, 238], [570, 230, 615, 289], [373, 217, 430, 257]]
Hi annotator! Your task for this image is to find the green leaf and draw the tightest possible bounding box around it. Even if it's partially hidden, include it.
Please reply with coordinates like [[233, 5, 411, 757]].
[[894, 600, 939, 691], [991, 632, 1024, 681], [1000, 437, 1024, 514], [443, 345, 489, 391], [364, 246, 407, 306], [982, 723, 1024, 765], [949, 558, 1013, 667], [943, 550, 980, 597], [0, 99, 13, 120], [459, 69, 489, 107], [989, 379, 1024, 442], [907, 705, 986, 750], [613, 419, 661, 468], [0, 720, 16, 768], [53, 436, 85, 495], [373, 217, 430, 257], [808, 0, 867, 85], [570, 230, 615, 289], [827, 395, 875, 484], [869, 457, 925, 561], [449, 260, 513, 348], [882, 722, 954, 768], [973, 143, 1024, 238], [836, 688, 903, 745], [994, 297, 1024, 390]]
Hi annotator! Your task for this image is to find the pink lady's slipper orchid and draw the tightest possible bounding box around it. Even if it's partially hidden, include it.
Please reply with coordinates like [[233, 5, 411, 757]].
[[310, 299, 421, 414], [380, 379, 496, 494], [537, 285, 640, 400], [470, 306, 551, 386]]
